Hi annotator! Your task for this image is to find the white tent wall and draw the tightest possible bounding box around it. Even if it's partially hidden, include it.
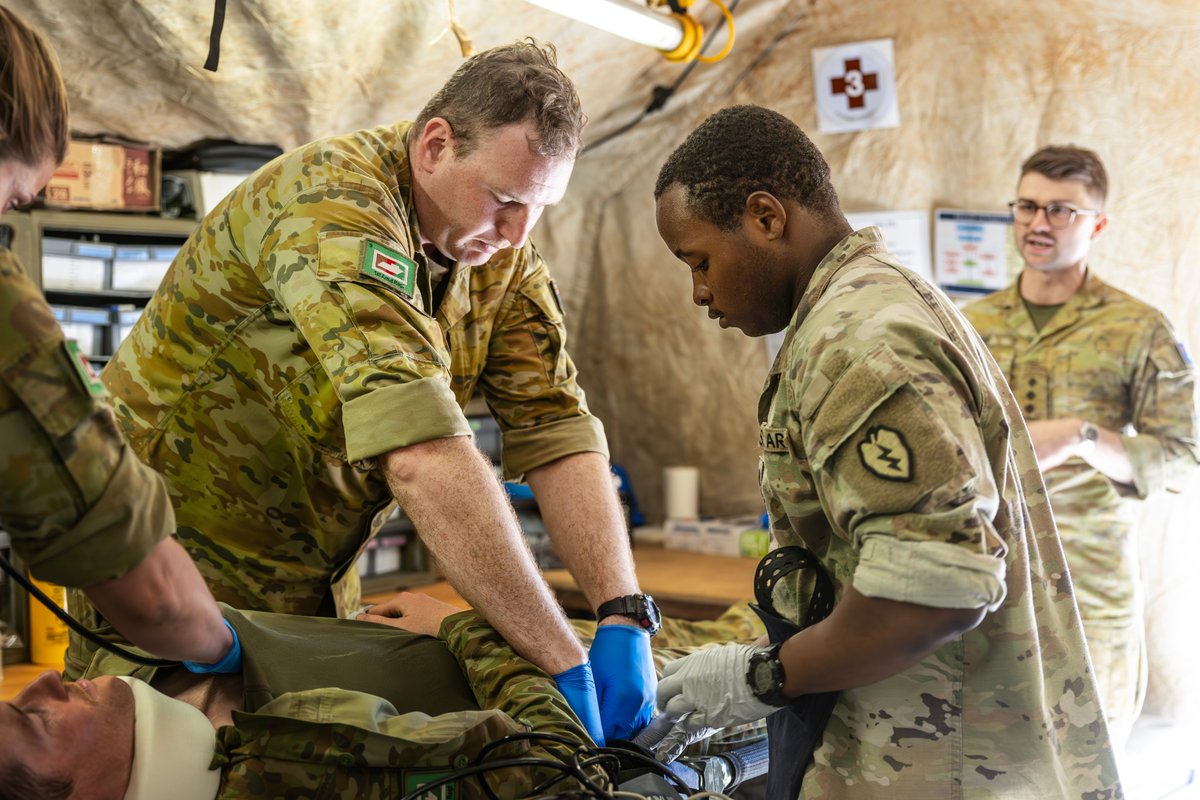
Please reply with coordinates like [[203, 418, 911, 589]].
[[11, 0, 1199, 722]]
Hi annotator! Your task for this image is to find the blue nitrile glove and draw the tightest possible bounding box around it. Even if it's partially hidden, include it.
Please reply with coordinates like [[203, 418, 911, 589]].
[[553, 661, 605, 745], [589, 623, 656, 741], [183, 619, 243, 674]]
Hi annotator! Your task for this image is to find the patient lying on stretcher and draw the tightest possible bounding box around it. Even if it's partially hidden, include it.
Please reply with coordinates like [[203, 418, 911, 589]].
[[0, 594, 764, 800]]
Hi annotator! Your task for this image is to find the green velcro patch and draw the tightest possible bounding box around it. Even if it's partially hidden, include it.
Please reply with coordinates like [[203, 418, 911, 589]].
[[361, 240, 417, 300], [858, 425, 912, 482], [65, 340, 105, 397], [402, 769, 458, 799]]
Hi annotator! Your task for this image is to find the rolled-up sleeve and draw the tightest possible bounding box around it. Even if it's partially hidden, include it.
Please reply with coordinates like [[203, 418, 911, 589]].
[[802, 341, 1009, 611], [1, 256, 171, 585]]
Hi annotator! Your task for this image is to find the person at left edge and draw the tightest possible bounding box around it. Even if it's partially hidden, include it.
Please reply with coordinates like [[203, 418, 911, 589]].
[[78, 39, 653, 742], [0, 4, 236, 672]]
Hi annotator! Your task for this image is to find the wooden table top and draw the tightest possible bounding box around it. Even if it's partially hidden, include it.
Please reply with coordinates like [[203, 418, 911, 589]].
[[542, 546, 757, 613]]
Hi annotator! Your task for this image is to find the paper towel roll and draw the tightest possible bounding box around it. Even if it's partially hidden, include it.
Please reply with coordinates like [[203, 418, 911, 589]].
[[663, 466, 700, 520]]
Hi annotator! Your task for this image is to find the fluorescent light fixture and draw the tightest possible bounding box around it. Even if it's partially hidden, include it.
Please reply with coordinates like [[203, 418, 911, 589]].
[[526, 0, 686, 52]]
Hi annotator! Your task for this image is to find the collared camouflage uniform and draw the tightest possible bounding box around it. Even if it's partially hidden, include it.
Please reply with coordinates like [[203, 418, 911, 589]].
[[68, 121, 607, 672], [964, 271, 1199, 747], [0, 247, 174, 586], [760, 229, 1121, 798], [78, 603, 763, 798]]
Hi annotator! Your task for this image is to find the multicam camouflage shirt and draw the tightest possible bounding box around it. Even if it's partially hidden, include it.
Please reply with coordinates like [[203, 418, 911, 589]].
[[964, 271, 1198, 746], [84, 606, 597, 799], [0, 247, 174, 586], [759, 229, 1121, 798], [98, 121, 607, 620], [964, 272, 1199, 620]]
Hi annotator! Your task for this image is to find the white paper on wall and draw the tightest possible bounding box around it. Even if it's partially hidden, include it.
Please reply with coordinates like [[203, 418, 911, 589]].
[[934, 209, 1020, 294]]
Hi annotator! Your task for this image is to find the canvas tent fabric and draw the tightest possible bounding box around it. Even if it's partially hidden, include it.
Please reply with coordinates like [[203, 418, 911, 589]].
[[12, 0, 1199, 723]]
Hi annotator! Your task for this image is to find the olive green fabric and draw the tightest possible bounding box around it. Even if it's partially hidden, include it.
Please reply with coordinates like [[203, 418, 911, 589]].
[[1020, 298, 1063, 332], [965, 269, 1199, 746], [0, 247, 173, 587], [760, 229, 1121, 798]]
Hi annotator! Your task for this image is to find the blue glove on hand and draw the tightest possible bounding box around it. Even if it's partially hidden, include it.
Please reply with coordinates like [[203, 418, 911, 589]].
[[183, 619, 243, 674], [589, 623, 656, 741], [553, 662, 605, 746]]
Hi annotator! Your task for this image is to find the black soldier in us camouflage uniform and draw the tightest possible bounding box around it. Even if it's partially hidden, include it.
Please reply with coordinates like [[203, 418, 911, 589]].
[[78, 40, 655, 744], [965, 145, 1199, 749], [651, 107, 1122, 798]]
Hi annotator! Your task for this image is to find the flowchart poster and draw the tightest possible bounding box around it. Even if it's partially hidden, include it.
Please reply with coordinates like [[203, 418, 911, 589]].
[[845, 210, 931, 280], [812, 38, 900, 134], [934, 209, 1019, 293]]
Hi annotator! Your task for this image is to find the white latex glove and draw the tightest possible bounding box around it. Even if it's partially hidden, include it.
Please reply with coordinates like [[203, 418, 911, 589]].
[[656, 643, 780, 731], [656, 714, 722, 763]]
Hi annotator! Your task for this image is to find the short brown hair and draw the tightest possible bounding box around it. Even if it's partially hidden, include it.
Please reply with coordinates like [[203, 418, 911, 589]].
[[414, 38, 584, 160], [0, 757, 72, 800], [1020, 145, 1108, 205], [0, 6, 69, 166]]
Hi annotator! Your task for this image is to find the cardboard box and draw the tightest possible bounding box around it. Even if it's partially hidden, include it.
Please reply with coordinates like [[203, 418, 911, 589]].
[[43, 139, 161, 212]]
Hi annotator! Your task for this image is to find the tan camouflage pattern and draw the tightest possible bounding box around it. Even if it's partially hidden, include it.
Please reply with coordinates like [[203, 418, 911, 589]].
[[92, 121, 606, 625], [964, 270, 1199, 747], [760, 229, 1121, 798], [82, 607, 600, 798], [0, 247, 174, 587]]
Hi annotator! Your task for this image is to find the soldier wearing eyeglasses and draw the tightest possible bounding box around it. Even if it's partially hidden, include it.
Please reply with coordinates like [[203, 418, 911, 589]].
[[964, 145, 1199, 749]]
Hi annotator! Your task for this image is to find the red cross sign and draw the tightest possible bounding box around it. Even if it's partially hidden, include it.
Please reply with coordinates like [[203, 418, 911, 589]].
[[830, 58, 879, 109]]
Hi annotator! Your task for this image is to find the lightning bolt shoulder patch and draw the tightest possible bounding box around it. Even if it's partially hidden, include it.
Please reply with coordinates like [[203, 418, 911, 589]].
[[858, 425, 912, 481]]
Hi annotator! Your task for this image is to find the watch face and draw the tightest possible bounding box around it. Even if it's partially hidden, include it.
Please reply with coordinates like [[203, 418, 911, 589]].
[[751, 657, 777, 694]]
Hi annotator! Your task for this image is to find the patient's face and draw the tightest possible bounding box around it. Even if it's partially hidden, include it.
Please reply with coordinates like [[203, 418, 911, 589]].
[[0, 670, 134, 798]]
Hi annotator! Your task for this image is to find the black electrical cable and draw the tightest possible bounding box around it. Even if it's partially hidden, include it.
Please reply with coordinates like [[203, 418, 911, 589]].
[[395, 757, 586, 800], [0, 553, 175, 668], [596, 745, 694, 795], [203, 0, 227, 72], [582, 0, 743, 156], [474, 731, 611, 799]]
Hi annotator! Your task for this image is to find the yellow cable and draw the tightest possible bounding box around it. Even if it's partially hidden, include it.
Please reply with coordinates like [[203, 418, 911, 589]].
[[661, 12, 704, 62], [695, 0, 735, 63]]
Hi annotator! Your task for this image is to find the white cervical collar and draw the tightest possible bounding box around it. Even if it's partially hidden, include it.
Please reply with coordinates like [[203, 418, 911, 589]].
[[117, 676, 222, 800]]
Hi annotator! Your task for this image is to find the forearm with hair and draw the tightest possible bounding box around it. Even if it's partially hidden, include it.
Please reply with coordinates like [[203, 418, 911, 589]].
[[384, 437, 586, 674], [526, 452, 639, 613]]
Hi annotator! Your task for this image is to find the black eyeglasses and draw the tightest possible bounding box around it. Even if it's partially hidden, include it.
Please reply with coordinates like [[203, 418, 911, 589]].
[[1008, 200, 1102, 229]]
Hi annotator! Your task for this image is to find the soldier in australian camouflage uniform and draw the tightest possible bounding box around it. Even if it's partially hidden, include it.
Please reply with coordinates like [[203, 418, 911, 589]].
[[0, 5, 232, 667], [76, 40, 657, 744], [651, 107, 1122, 797], [964, 145, 1199, 749]]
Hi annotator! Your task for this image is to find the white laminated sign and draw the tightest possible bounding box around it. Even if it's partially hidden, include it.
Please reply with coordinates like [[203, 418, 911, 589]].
[[812, 38, 900, 134]]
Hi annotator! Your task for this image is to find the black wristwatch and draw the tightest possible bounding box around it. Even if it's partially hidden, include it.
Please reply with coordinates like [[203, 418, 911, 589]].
[[746, 641, 790, 707], [596, 593, 662, 637]]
